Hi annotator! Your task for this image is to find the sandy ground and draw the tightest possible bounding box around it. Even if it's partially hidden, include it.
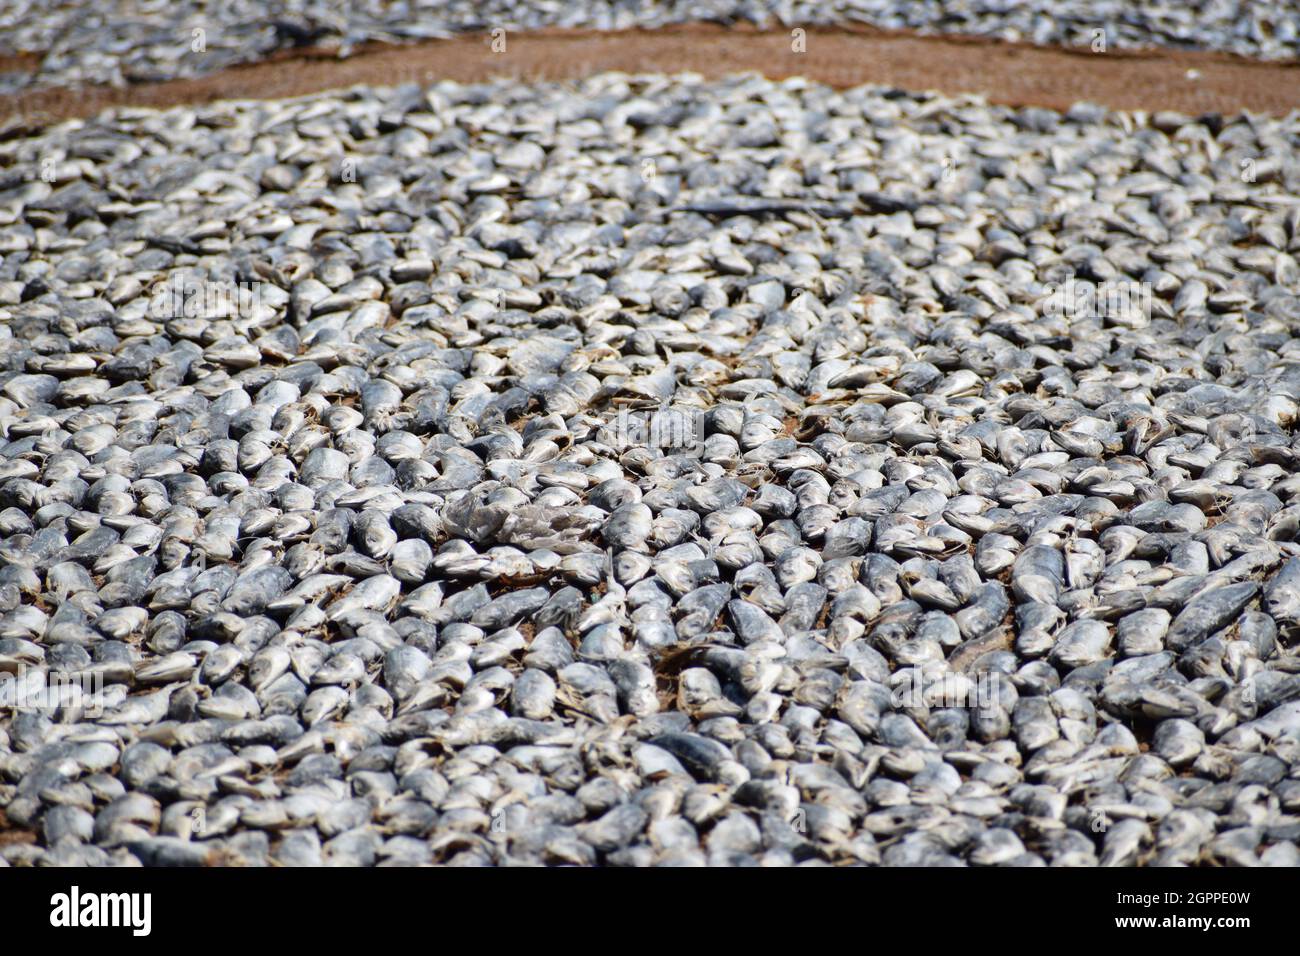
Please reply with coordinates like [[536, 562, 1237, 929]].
[[4, 23, 1300, 129]]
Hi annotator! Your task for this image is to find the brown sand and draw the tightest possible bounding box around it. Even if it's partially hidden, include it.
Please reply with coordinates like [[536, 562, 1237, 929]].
[[3, 23, 1300, 129]]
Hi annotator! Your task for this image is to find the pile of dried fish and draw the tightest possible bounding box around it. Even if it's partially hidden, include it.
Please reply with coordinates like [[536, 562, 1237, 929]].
[[1, 73, 1299, 866]]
